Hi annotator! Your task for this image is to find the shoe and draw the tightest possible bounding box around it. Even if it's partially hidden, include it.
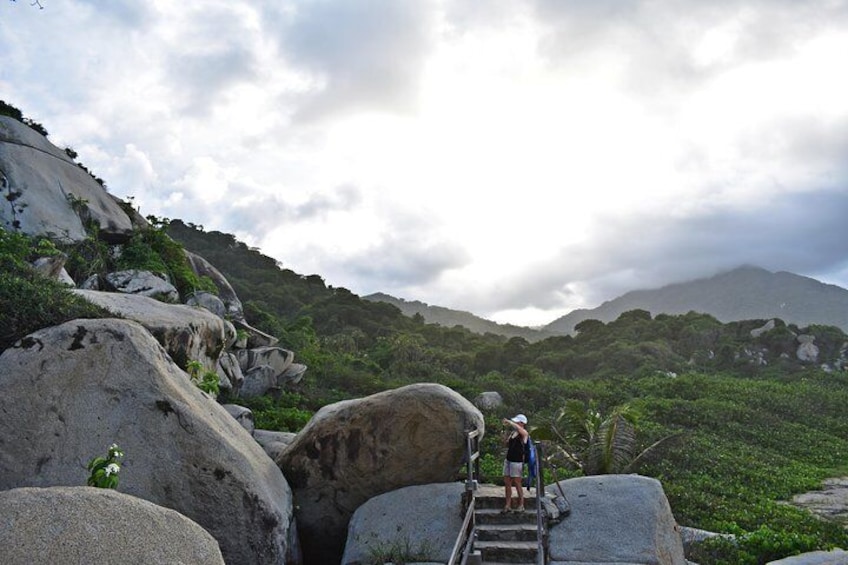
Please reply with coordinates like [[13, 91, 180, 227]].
[[500, 506, 511, 514], [513, 505, 525, 513]]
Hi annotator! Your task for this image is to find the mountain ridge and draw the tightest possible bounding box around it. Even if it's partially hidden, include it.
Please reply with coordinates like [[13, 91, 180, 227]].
[[367, 266, 848, 338], [362, 292, 559, 342], [544, 265, 848, 334]]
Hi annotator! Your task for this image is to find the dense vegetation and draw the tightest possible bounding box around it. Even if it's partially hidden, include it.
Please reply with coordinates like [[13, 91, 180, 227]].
[[0, 230, 111, 349], [168, 219, 848, 564]]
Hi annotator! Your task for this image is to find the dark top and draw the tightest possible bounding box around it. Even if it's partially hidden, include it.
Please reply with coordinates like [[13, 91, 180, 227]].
[[506, 433, 526, 463]]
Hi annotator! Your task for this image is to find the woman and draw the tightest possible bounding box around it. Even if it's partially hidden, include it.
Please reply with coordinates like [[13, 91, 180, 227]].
[[501, 413, 529, 512]]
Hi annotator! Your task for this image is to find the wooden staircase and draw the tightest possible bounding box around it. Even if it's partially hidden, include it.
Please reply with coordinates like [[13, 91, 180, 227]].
[[472, 484, 542, 564]]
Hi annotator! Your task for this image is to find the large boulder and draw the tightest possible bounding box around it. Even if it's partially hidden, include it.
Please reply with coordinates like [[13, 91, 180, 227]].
[[235, 346, 297, 397], [236, 346, 294, 375], [102, 269, 180, 302], [254, 429, 298, 461], [72, 289, 234, 370], [277, 383, 484, 564], [767, 550, 848, 564], [0, 115, 133, 242], [797, 335, 820, 363], [217, 351, 244, 391], [342, 482, 466, 565], [0, 318, 298, 565], [185, 250, 244, 320], [0, 486, 225, 564], [473, 391, 503, 410], [547, 475, 686, 565], [186, 290, 227, 318]]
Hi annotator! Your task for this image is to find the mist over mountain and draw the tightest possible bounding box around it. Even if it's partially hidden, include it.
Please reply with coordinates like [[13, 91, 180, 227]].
[[362, 293, 559, 342], [544, 266, 848, 335]]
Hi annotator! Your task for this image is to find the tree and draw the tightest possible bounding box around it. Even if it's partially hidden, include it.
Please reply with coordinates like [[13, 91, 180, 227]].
[[534, 399, 680, 475]]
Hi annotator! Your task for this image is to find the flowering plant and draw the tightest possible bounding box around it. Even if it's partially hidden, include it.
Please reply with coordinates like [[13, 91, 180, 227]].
[[87, 443, 124, 489]]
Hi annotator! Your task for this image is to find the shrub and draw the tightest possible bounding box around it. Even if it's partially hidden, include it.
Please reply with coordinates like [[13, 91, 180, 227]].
[[87, 444, 125, 489], [0, 230, 110, 351]]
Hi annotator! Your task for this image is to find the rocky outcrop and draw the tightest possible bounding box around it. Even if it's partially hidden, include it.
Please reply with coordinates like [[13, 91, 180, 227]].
[[223, 404, 255, 434], [342, 483, 466, 565], [236, 346, 299, 398], [185, 250, 244, 320], [254, 430, 298, 461], [216, 351, 244, 391], [790, 477, 848, 528], [473, 391, 503, 410], [767, 550, 848, 564], [0, 486, 225, 565], [187, 290, 227, 318], [102, 269, 180, 302], [0, 318, 298, 565], [0, 116, 133, 242], [72, 289, 233, 370], [797, 334, 819, 363], [751, 319, 776, 338], [546, 475, 686, 565], [277, 382, 484, 564]]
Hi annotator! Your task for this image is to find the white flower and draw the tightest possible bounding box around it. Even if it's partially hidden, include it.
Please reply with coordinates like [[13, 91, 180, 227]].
[[104, 463, 120, 477]]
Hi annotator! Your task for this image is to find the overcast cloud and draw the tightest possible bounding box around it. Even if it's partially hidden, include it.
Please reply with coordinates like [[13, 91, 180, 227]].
[[2, 0, 847, 326]]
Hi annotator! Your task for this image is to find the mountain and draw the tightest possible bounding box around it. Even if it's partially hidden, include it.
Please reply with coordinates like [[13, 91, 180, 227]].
[[362, 292, 558, 342], [544, 266, 848, 334]]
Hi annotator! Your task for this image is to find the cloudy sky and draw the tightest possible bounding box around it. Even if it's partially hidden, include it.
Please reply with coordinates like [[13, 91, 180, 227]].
[[2, 0, 848, 326]]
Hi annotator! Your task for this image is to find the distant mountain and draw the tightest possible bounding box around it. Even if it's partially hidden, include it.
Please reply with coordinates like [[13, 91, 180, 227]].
[[362, 293, 558, 342], [544, 266, 848, 334]]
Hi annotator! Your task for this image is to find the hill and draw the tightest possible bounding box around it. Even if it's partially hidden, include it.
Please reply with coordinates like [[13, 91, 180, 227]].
[[545, 266, 848, 334], [363, 292, 558, 342]]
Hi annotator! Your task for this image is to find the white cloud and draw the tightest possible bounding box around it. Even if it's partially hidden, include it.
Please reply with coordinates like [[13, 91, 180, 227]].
[[2, 0, 848, 327]]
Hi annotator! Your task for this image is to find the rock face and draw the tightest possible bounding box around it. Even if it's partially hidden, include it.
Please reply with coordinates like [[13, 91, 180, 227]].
[[797, 334, 820, 363], [72, 289, 233, 370], [766, 549, 848, 564], [342, 482, 466, 565], [236, 346, 297, 398], [546, 475, 686, 565], [0, 486, 225, 565], [278, 383, 484, 564], [103, 269, 180, 302], [185, 250, 244, 320], [0, 116, 133, 242], [473, 391, 503, 410], [0, 318, 297, 565], [254, 429, 298, 461]]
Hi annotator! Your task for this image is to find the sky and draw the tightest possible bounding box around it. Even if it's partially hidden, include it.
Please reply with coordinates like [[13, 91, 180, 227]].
[[2, 0, 848, 327]]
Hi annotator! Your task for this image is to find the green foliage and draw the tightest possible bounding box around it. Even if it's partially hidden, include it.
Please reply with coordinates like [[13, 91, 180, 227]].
[[185, 360, 220, 397], [87, 444, 124, 489], [0, 229, 110, 350], [689, 525, 829, 565], [119, 217, 217, 298], [239, 393, 314, 432]]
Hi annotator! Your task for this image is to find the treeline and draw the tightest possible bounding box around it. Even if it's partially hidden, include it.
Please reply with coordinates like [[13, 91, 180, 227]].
[[177, 219, 848, 408]]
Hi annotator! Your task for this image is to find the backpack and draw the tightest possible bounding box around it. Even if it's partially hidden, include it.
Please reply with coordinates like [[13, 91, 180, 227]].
[[522, 435, 537, 489]]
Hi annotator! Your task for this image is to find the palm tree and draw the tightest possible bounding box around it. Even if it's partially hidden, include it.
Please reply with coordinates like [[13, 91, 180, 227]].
[[534, 399, 679, 475]]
